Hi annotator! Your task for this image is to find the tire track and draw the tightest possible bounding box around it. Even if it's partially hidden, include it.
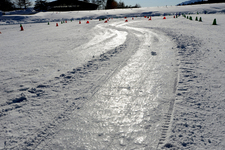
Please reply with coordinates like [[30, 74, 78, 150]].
[[39, 22, 178, 150], [157, 77, 178, 149], [11, 26, 140, 150]]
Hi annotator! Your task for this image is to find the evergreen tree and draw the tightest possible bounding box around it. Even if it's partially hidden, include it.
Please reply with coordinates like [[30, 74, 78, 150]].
[[0, 0, 14, 11], [134, 3, 141, 8], [105, 0, 114, 9]]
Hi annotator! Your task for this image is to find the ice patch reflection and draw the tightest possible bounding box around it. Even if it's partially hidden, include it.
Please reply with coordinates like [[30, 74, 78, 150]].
[[46, 23, 176, 150]]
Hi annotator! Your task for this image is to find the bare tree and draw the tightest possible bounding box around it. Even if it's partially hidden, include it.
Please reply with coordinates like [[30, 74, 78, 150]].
[[14, 0, 32, 9], [14, 0, 23, 9], [96, 0, 106, 9], [117, 1, 125, 8], [91, 0, 96, 4], [22, 0, 32, 9]]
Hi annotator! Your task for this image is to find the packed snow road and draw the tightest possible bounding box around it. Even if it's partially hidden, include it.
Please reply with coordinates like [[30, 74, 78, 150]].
[[37, 21, 177, 150], [0, 19, 177, 149], [1, 5, 225, 150]]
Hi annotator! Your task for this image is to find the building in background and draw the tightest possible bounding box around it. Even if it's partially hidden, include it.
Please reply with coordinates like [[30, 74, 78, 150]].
[[47, 0, 99, 11]]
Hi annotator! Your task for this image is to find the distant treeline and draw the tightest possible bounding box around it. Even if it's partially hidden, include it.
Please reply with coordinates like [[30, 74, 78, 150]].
[[0, 0, 32, 11], [177, 0, 225, 6]]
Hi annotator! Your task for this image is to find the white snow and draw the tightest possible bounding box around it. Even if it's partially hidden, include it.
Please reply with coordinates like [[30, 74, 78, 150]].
[[1, 3, 225, 150]]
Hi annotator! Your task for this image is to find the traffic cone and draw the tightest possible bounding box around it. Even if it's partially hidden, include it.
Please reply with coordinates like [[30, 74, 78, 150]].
[[56, 23, 58, 27], [86, 21, 89, 24], [20, 26, 24, 31], [212, 19, 217, 25], [79, 21, 81, 24], [199, 17, 202, 22], [195, 17, 198, 21], [163, 16, 166, 19]]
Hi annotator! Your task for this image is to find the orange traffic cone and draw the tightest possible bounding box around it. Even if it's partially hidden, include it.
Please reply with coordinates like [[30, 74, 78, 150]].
[[86, 21, 89, 24], [56, 23, 58, 27], [20, 26, 24, 31], [125, 20, 128, 22], [163, 16, 166, 19]]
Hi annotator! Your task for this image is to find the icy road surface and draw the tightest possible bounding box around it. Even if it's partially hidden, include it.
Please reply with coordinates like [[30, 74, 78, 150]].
[[38, 21, 177, 149], [0, 18, 177, 149], [1, 5, 225, 149]]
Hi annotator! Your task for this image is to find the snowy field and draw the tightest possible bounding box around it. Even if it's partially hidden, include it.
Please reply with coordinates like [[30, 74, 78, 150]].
[[1, 3, 225, 150]]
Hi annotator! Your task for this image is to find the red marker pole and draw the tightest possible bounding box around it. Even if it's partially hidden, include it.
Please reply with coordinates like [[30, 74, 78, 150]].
[[20, 26, 24, 31]]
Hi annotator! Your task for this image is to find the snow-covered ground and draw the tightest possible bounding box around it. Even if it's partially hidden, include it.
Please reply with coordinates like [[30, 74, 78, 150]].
[[0, 3, 225, 150]]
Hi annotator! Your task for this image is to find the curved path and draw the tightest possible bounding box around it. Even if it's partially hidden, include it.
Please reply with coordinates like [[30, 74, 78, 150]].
[[6, 19, 178, 149], [35, 20, 178, 149]]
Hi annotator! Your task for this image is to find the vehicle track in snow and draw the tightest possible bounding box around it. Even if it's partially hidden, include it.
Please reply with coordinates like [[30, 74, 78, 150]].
[[4, 22, 139, 149], [36, 21, 178, 149], [2, 20, 178, 150]]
